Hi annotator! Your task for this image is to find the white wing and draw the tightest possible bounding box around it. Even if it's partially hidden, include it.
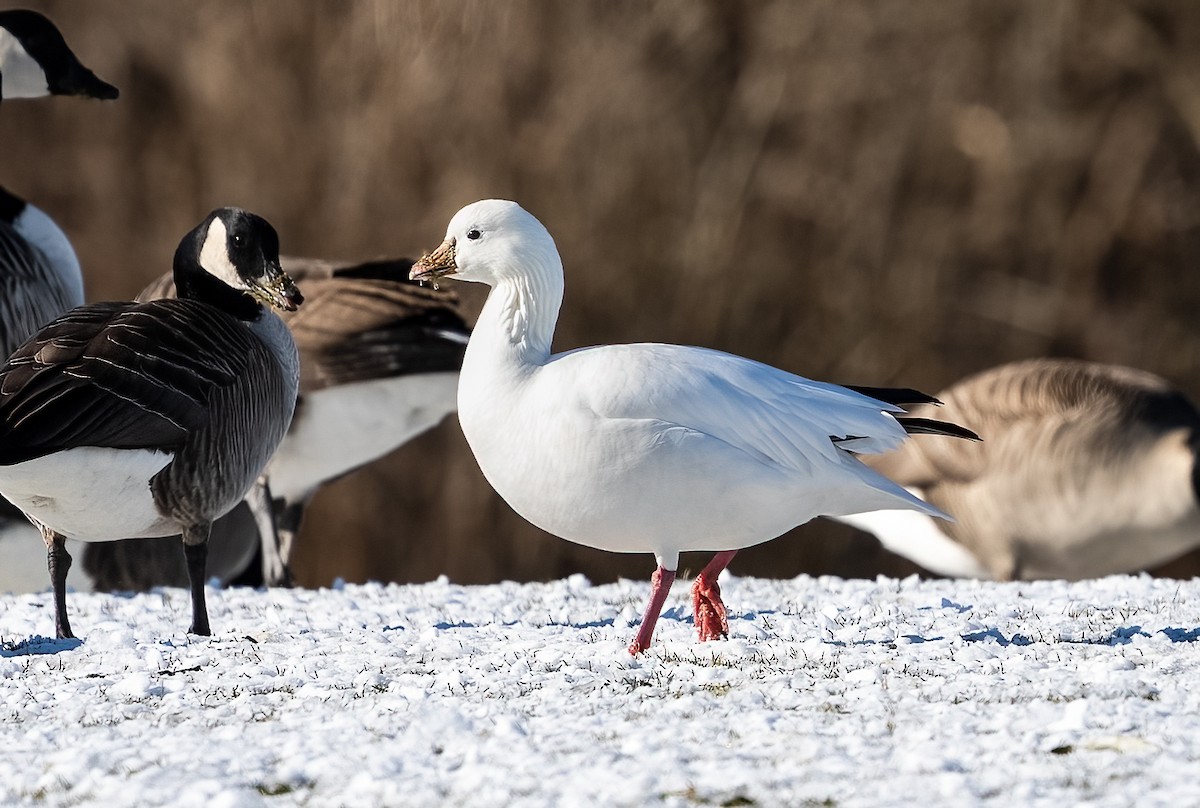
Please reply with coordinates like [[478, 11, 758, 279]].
[[546, 343, 911, 474]]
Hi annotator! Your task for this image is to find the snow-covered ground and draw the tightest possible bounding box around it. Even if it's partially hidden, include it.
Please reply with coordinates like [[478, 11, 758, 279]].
[[1, 572, 1198, 807]]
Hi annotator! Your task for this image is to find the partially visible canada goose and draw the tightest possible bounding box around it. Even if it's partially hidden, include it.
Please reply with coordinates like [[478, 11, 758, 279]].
[[83, 256, 469, 590], [0, 184, 84, 359], [0, 9, 118, 102], [0, 208, 302, 638], [835, 358, 1200, 581], [409, 199, 977, 655]]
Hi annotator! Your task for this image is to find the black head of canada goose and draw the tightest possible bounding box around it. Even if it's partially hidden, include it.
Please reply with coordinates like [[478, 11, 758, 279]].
[[0, 208, 302, 639], [82, 256, 469, 591], [835, 358, 1200, 581], [0, 9, 118, 102]]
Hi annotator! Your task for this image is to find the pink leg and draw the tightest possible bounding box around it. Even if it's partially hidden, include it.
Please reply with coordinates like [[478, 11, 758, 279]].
[[692, 550, 737, 642], [628, 565, 677, 655]]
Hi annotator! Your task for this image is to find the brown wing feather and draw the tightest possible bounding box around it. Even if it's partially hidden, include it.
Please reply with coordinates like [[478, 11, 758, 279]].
[[866, 359, 1196, 488]]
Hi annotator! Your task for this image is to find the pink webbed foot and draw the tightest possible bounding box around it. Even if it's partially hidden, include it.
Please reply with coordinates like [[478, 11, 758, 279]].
[[692, 550, 737, 642], [691, 575, 728, 642]]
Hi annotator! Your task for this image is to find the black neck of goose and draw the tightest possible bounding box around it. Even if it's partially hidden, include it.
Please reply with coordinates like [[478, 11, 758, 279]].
[[173, 237, 263, 322], [0, 185, 26, 225], [1191, 431, 1200, 505]]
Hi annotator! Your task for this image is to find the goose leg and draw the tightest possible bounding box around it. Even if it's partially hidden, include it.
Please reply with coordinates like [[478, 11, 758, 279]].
[[628, 553, 678, 655], [245, 478, 285, 586], [692, 550, 737, 642], [40, 527, 75, 640], [272, 499, 308, 588], [181, 524, 212, 636]]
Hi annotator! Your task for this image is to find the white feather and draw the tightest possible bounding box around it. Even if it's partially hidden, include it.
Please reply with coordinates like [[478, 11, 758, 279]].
[[832, 501, 991, 579], [0, 448, 175, 541]]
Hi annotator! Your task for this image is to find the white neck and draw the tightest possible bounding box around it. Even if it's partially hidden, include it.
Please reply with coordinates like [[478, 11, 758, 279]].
[[14, 203, 84, 306], [0, 30, 50, 99], [469, 250, 565, 369]]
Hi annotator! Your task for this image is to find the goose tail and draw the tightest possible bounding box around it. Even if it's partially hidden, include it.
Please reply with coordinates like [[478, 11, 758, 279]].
[[895, 416, 981, 441]]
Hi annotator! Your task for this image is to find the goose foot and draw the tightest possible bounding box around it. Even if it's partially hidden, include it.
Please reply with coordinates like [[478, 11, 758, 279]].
[[692, 550, 737, 642], [628, 565, 676, 655]]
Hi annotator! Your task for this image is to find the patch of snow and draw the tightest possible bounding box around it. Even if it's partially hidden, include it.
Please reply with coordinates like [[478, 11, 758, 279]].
[[0, 573, 1198, 806]]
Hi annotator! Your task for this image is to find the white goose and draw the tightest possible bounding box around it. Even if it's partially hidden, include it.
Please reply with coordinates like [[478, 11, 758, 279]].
[[835, 358, 1200, 581], [410, 199, 977, 654], [0, 9, 118, 103], [0, 208, 301, 638]]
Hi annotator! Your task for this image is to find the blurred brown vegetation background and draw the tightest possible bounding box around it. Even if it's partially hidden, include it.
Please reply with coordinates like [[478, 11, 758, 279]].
[[5, 0, 1200, 585]]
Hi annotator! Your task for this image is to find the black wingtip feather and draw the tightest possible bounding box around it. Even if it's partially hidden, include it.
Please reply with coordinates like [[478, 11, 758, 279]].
[[844, 385, 944, 407], [896, 417, 981, 441]]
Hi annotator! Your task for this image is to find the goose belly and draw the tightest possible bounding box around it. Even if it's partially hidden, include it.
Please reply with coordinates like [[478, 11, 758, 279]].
[[833, 507, 991, 578], [1019, 517, 1200, 580], [267, 372, 459, 502], [0, 448, 176, 541], [463, 410, 816, 556]]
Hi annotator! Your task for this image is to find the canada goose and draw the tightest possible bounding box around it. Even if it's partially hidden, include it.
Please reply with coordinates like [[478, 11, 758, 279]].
[[0, 185, 84, 364], [0, 9, 118, 102], [834, 358, 1200, 581], [409, 200, 977, 654], [83, 256, 469, 590], [0, 208, 301, 638]]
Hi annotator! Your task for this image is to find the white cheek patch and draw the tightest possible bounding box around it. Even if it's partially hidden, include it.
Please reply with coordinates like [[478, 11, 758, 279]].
[[0, 29, 51, 99], [198, 218, 251, 291]]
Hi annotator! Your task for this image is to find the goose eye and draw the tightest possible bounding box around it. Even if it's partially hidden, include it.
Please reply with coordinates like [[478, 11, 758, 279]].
[[466, 229, 482, 241], [232, 234, 245, 247]]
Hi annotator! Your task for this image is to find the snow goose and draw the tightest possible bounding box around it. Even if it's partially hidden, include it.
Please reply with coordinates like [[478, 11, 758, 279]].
[[83, 256, 469, 589], [0, 208, 302, 638], [409, 199, 978, 654], [835, 358, 1200, 580], [0, 9, 118, 102]]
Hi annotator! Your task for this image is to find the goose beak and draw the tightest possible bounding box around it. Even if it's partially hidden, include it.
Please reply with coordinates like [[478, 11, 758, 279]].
[[62, 60, 119, 100], [251, 264, 304, 312], [76, 71, 119, 101], [410, 239, 457, 281]]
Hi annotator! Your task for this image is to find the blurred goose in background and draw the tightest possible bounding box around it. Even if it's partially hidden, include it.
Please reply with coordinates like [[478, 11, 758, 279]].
[[83, 256, 469, 591], [410, 199, 978, 655], [0, 208, 301, 638], [0, 185, 84, 371], [0, 186, 87, 589], [834, 358, 1200, 580], [0, 9, 118, 102], [0, 13, 119, 588]]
